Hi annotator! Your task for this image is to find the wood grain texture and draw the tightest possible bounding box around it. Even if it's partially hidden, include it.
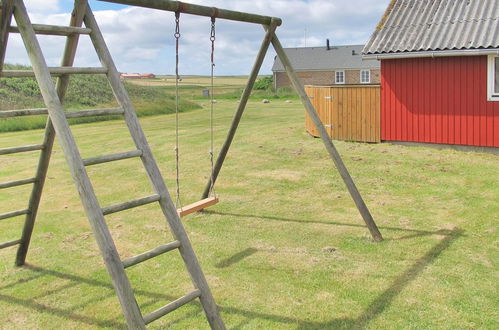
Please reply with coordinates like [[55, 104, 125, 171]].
[[84, 6, 225, 328], [9, 24, 91, 36], [0, 209, 29, 220], [82, 149, 142, 166], [270, 31, 383, 242], [143, 289, 201, 324], [178, 197, 219, 217], [0, 0, 14, 71], [0, 107, 124, 118], [0, 66, 107, 77], [12, 2, 145, 327], [0, 144, 44, 155], [0, 177, 37, 189], [99, 0, 281, 26], [201, 20, 278, 199], [101, 194, 160, 215], [305, 85, 381, 143], [122, 240, 181, 268], [16, 0, 90, 267], [0, 239, 21, 249]]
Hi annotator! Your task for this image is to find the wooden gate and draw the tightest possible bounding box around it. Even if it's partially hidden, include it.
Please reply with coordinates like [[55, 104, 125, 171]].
[[305, 85, 381, 143]]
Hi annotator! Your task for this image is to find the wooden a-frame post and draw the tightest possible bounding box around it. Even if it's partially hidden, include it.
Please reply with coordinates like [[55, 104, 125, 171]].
[[100, 0, 383, 242]]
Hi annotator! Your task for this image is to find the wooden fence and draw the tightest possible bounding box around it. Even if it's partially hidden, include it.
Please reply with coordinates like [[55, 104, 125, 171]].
[[305, 85, 381, 143]]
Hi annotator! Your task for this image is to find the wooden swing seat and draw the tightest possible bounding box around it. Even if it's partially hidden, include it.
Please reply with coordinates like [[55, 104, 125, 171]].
[[177, 197, 219, 217]]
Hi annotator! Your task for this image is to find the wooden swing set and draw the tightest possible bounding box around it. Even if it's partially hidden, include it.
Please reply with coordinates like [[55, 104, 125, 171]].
[[0, 0, 383, 328], [172, 11, 219, 217]]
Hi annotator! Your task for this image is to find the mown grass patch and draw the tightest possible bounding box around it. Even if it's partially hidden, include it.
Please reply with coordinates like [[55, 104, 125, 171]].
[[0, 100, 497, 329]]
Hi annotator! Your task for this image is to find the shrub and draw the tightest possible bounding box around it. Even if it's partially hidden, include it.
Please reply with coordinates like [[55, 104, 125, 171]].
[[254, 76, 273, 90]]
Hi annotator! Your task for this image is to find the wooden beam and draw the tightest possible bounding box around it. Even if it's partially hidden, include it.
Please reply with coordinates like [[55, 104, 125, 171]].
[[101, 194, 161, 215], [0, 0, 14, 72], [0, 107, 124, 118], [0, 144, 44, 155], [201, 20, 279, 199], [0, 177, 37, 189], [82, 149, 142, 166], [84, 7, 225, 328], [0, 239, 21, 249], [268, 30, 383, 242], [0, 209, 29, 220], [177, 197, 219, 217], [9, 24, 91, 36], [122, 240, 181, 268], [0, 66, 108, 77], [143, 289, 201, 325], [12, 2, 145, 327], [99, 0, 281, 26]]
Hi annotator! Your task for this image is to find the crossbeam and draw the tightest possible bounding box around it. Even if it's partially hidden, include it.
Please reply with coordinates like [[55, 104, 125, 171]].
[[99, 0, 282, 26]]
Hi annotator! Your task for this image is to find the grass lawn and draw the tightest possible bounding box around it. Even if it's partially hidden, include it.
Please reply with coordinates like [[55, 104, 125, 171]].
[[0, 99, 497, 329]]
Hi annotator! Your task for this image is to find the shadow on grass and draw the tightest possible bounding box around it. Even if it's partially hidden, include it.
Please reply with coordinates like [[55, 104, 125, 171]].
[[0, 228, 463, 329], [206, 210, 453, 241], [215, 248, 258, 268]]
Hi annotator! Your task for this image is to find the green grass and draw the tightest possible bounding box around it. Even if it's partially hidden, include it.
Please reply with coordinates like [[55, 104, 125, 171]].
[[0, 68, 293, 133], [0, 100, 498, 329], [0, 64, 200, 132]]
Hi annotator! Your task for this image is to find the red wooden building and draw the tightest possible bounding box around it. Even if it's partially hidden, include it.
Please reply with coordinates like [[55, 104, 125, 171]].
[[363, 0, 499, 148]]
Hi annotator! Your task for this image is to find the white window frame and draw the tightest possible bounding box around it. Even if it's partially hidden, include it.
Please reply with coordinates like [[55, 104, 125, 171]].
[[360, 69, 371, 84], [335, 70, 345, 84], [487, 55, 499, 101]]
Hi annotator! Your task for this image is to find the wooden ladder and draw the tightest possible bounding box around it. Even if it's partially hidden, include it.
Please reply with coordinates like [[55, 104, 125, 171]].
[[0, 0, 225, 328]]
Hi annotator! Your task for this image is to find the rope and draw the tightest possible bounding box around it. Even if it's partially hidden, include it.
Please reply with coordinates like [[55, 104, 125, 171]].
[[174, 11, 183, 209], [209, 17, 217, 198]]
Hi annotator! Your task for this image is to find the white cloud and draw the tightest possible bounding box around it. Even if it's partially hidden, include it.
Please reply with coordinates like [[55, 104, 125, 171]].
[[4, 0, 391, 75], [24, 0, 59, 12]]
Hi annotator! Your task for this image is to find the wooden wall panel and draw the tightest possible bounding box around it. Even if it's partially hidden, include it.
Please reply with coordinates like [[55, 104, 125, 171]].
[[305, 85, 381, 143], [381, 56, 499, 147]]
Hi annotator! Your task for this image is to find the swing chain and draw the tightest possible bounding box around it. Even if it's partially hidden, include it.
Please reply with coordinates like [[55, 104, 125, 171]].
[[209, 17, 216, 197], [174, 11, 182, 209]]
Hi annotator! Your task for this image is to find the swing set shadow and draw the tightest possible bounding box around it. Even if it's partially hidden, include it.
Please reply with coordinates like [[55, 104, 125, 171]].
[[0, 226, 463, 329], [205, 210, 449, 241]]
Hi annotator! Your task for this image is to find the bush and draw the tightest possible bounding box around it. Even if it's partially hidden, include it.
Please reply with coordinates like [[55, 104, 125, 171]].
[[254, 76, 273, 90]]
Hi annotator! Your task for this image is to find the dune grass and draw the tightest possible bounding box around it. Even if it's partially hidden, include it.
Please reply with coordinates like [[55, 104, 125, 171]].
[[0, 66, 200, 133], [0, 100, 497, 329]]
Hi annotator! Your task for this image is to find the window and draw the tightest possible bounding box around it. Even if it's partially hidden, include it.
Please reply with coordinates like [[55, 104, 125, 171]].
[[335, 70, 345, 84], [360, 70, 371, 83], [488, 55, 499, 101]]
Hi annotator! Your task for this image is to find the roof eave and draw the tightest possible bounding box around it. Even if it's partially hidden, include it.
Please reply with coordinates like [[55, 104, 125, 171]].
[[363, 48, 499, 60]]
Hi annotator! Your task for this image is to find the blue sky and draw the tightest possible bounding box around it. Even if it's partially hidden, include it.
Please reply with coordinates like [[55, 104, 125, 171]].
[[7, 0, 391, 75]]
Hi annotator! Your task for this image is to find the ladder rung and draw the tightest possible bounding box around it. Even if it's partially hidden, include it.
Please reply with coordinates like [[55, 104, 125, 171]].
[[143, 289, 202, 325], [178, 197, 219, 217], [9, 24, 92, 36], [0, 177, 37, 189], [65, 108, 125, 118], [0, 239, 21, 250], [0, 107, 124, 118], [0, 144, 44, 155], [102, 194, 161, 216], [122, 241, 181, 269], [0, 209, 30, 221], [0, 67, 108, 77], [0, 108, 48, 118], [83, 150, 142, 166]]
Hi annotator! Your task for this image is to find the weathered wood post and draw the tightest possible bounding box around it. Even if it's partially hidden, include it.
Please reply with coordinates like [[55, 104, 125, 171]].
[[268, 30, 383, 242]]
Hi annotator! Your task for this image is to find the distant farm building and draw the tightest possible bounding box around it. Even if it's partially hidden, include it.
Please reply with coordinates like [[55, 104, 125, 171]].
[[363, 0, 499, 148], [272, 42, 380, 89], [120, 73, 156, 79]]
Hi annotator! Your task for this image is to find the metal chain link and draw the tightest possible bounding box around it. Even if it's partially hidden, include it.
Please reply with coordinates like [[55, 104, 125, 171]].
[[174, 11, 183, 209], [209, 17, 217, 197]]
